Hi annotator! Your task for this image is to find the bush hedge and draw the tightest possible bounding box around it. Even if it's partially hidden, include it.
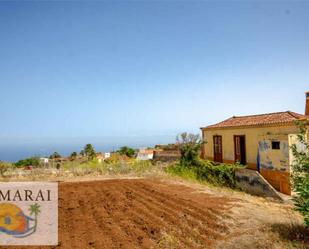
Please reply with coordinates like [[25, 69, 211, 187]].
[[196, 161, 241, 188], [166, 160, 243, 188]]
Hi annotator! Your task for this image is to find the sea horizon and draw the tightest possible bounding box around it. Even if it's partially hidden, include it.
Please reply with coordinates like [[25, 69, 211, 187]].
[[0, 134, 178, 162]]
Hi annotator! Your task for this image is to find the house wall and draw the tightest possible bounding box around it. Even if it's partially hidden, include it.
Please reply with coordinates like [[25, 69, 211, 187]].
[[288, 133, 308, 170], [201, 124, 299, 195], [153, 150, 181, 162], [137, 153, 153, 160]]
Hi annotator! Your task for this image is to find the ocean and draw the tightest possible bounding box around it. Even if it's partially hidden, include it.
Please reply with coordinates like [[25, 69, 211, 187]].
[[0, 135, 176, 162]]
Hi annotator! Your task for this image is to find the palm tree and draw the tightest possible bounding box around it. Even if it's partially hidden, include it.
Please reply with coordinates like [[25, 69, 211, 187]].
[[29, 203, 41, 232]]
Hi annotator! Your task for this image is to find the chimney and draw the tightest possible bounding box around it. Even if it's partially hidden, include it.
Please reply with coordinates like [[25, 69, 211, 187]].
[[305, 92, 309, 116]]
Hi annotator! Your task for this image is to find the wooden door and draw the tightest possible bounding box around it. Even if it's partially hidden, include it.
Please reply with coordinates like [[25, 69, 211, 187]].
[[234, 136, 241, 163], [213, 135, 223, 163], [234, 135, 246, 165]]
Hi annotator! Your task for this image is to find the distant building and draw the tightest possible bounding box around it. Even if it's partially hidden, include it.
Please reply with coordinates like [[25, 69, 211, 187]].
[[200, 92, 309, 195], [152, 144, 181, 162], [40, 157, 49, 166], [96, 152, 111, 163], [104, 152, 111, 159], [52, 157, 68, 163], [137, 149, 154, 160]]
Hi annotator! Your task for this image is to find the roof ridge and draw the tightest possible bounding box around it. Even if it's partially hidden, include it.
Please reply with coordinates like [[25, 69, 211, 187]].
[[232, 111, 295, 119], [201, 110, 307, 130], [287, 111, 306, 118]]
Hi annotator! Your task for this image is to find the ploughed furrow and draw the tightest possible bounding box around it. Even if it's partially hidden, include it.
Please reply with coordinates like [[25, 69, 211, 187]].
[[121, 185, 201, 248], [58, 186, 84, 249], [1, 179, 234, 249], [129, 180, 221, 219], [142, 181, 235, 228], [113, 183, 205, 249], [78, 184, 120, 249], [138, 181, 231, 217], [79, 182, 152, 249], [94, 184, 158, 249], [123, 184, 221, 247], [113, 185, 196, 249], [128, 181, 230, 235], [58, 184, 112, 249], [60, 182, 139, 249]]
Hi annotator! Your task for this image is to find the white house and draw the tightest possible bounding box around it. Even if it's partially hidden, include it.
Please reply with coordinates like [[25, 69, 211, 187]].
[[40, 157, 49, 166], [137, 149, 154, 160], [104, 152, 111, 159]]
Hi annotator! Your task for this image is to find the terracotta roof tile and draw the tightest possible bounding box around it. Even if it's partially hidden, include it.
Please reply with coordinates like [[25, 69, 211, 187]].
[[202, 111, 307, 129]]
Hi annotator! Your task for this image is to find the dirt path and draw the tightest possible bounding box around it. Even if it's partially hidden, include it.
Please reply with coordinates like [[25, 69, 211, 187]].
[[2, 179, 308, 249]]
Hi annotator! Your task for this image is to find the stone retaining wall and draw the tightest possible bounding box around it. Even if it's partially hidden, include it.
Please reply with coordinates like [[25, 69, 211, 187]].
[[235, 168, 283, 201]]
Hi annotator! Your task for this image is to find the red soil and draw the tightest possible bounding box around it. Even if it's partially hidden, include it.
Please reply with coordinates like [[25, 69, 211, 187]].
[[2, 179, 235, 249]]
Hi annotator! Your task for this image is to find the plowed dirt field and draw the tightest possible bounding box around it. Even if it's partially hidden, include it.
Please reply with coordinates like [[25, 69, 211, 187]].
[[58, 179, 232, 249], [2, 178, 307, 249]]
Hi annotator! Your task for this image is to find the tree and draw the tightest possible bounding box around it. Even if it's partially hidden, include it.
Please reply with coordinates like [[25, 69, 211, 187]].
[[15, 157, 40, 167], [49, 152, 61, 159], [83, 144, 96, 160], [118, 146, 135, 158], [70, 152, 77, 160], [29, 203, 41, 233], [290, 121, 309, 227], [176, 132, 204, 166]]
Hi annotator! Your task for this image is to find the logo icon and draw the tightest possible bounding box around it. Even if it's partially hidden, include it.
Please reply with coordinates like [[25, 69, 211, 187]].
[[0, 203, 40, 238], [0, 182, 58, 245]]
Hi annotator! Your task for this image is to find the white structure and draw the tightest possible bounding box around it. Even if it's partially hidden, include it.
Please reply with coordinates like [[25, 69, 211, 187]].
[[96, 152, 111, 163], [40, 157, 49, 164], [39, 157, 49, 167], [104, 152, 111, 159], [137, 149, 153, 161]]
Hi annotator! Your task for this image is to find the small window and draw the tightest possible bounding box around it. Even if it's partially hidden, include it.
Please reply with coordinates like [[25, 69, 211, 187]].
[[271, 141, 280, 150]]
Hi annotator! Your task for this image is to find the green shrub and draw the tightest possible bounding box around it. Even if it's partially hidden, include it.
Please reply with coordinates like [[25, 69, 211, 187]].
[[290, 121, 309, 227], [15, 157, 40, 167], [83, 144, 96, 160], [165, 163, 198, 182], [176, 132, 204, 166], [117, 146, 136, 158], [49, 152, 61, 159], [166, 160, 242, 188], [196, 161, 241, 188]]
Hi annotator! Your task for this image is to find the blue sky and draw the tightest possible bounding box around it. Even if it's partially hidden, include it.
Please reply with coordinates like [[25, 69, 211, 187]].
[[1, 1, 309, 142]]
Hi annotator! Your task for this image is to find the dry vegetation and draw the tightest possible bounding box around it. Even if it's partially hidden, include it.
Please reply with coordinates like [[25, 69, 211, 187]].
[[0, 161, 308, 249], [0, 160, 165, 181]]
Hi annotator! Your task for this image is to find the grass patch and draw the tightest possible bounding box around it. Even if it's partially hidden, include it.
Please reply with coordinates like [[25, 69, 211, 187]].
[[165, 164, 198, 182]]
